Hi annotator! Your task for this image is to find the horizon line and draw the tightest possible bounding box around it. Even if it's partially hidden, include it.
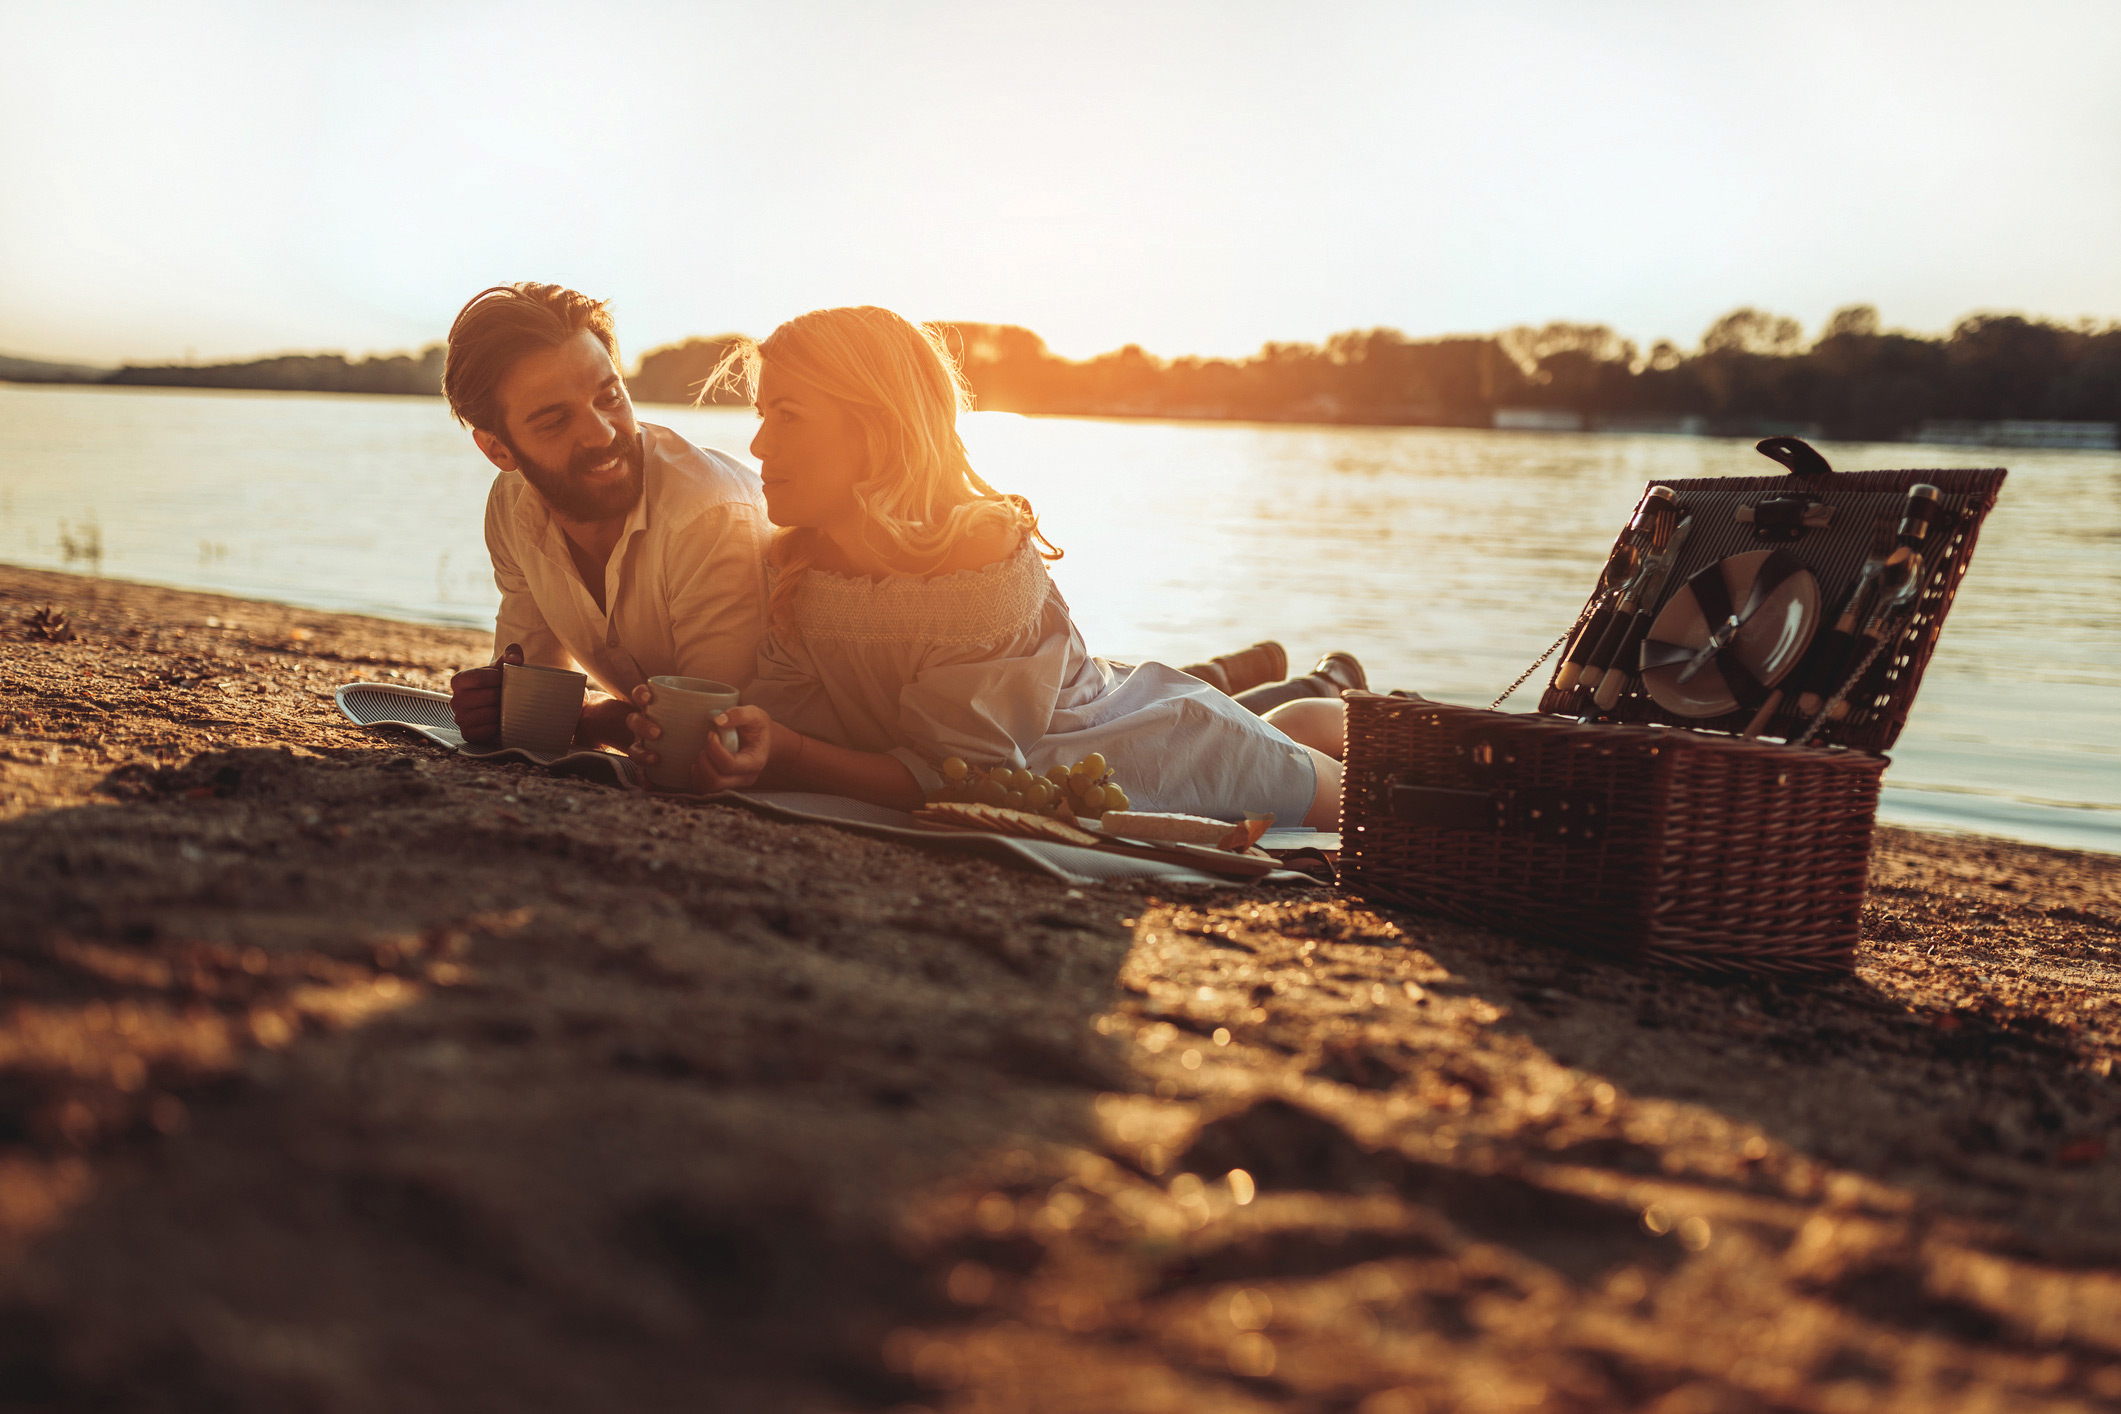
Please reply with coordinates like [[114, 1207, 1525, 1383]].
[[9, 301, 2121, 374]]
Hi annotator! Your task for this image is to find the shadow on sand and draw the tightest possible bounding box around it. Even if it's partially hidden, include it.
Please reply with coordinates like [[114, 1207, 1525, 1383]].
[[0, 743, 2115, 1410]]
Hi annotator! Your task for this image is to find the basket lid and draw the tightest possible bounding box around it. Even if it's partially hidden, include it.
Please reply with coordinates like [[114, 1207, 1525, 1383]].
[[1536, 439, 2006, 752]]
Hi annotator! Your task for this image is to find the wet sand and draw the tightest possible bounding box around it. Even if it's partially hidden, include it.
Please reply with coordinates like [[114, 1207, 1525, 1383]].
[[1, 563, 2117, 1413]]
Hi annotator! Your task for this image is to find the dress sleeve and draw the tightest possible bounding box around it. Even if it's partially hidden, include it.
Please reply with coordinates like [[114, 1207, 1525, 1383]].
[[887, 610, 1070, 792], [664, 501, 770, 689], [745, 629, 848, 745], [485, 482, 568, 669]]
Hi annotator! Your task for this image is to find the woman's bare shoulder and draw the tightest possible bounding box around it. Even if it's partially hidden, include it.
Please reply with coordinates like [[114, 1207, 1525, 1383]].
[[930, 515, 1023, 577]]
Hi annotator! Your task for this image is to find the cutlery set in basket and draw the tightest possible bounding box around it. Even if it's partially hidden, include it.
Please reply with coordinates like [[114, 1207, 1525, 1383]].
[[1339, 437, 2007, 975]]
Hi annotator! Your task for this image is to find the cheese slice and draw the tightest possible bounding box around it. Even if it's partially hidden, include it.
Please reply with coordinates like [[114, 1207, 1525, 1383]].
[[1097, 811, 1234, 846], [914, 802, 1103, 848]]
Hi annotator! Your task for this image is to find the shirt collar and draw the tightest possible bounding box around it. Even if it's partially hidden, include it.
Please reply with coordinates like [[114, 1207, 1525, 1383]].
[[619, 427, 654, 540]]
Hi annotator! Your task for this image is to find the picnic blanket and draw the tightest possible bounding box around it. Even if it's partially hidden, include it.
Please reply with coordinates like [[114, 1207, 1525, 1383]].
[[334, 682, 1314, 887]]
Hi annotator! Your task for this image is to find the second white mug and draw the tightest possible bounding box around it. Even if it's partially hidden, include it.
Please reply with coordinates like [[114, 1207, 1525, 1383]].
[[645, 675, 744, 791]]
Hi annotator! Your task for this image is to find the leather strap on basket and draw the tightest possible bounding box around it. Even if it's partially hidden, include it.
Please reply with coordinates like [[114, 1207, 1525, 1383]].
[[1638, 549, 1804, 710], [1755, 436, 1835, 480]]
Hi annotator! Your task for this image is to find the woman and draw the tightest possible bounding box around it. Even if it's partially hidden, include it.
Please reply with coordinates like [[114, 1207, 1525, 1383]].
[[626, 306, 1347, 829]]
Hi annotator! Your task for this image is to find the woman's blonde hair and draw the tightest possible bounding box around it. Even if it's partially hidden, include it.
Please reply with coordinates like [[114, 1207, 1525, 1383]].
[[710, 306, 1058, 629]]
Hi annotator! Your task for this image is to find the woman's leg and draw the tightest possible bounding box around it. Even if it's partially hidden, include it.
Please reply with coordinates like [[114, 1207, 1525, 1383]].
[[1300, 745, 1343, 830], [1231, 652, 1367, 715], [1264, 697, 1346, 760], [1274, 702, 1348, 828]]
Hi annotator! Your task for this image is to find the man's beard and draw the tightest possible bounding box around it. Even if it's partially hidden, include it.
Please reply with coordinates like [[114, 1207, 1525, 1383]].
[[507, 428, 646, 522]]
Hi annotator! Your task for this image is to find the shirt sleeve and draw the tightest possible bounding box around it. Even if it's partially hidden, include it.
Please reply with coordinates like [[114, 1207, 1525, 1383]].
[[663, 501, 771, 689], [484, 482, 569, 669]]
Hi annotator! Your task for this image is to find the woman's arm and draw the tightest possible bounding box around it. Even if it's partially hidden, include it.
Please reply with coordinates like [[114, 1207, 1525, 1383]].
[[627, 693, 924, 811], [756, 712, 924, 809]]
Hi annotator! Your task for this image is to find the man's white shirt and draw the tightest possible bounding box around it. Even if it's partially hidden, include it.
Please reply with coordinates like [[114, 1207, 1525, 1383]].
[[483, 423, 769, 698]]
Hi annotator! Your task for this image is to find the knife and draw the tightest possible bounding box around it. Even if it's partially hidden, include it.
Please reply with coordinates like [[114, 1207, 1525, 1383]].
[[1574, 492, 1681, 694], [1815, 489, 1942, 729], [1588, 514, 1696, 711], [1823, 485, 1942, 721], [1557, 487, 1675, 692], [1794, 515, 1896, 718], [1554, 545, 1637, 692], [1797, 486, 1941, 717]]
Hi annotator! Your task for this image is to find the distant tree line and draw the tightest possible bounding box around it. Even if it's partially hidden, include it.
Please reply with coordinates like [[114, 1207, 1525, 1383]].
[[102, 346, 445, 396], [19, 305, 2120, 440], [628, 337, 749, 407], [924, 306, 2121, 439], [0, 352, 108, 383]]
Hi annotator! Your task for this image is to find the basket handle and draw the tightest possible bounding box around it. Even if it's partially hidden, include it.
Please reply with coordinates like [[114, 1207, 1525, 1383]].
[[1755, 436, 1835, 479]]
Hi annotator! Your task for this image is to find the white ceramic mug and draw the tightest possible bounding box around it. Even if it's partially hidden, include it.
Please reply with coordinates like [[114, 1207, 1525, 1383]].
[[499, 662, 586, 756], [645, 675, 744, 791]]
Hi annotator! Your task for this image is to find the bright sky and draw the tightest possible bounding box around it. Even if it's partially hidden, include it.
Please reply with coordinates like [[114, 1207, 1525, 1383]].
[[3, 0, 2117, 367]]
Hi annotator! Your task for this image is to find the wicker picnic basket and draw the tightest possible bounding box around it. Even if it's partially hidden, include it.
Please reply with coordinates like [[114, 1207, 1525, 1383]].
[[1340, 440, 2007, 975]]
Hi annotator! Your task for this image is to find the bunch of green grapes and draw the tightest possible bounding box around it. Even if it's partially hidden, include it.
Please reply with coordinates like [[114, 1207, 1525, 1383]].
[[931, 752, 1131, 819]]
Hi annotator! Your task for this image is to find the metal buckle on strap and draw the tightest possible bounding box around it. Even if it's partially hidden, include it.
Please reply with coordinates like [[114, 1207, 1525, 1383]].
[[1738, 494, 1835, 541]]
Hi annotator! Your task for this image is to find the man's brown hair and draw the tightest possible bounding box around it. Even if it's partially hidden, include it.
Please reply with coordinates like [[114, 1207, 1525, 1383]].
[[443, 283, 620, 433]]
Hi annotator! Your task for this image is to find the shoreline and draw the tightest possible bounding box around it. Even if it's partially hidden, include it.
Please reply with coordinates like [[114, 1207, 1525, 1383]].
[[12, 376, 2121, 453], [4, 554, 2110, 860], [2, 564, 2119, 1410]]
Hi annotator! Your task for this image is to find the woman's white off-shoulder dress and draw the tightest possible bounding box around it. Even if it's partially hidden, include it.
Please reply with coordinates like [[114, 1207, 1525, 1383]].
[[744, 539, 1318, 824]]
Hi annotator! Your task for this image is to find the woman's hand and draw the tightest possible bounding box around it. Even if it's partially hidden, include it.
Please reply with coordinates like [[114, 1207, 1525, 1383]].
[[625, 683, 774, 792], [689, 704, 773, 791], [624, 681, 665, 773]]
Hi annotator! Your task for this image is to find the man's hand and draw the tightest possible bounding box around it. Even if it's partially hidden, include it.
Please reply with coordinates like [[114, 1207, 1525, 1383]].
[[448, 643, 523, 743], [574, 696, 636, 749]]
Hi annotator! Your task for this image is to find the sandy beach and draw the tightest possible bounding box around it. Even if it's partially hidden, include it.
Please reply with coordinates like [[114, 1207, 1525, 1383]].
[[1, 561, 2117, 1412]]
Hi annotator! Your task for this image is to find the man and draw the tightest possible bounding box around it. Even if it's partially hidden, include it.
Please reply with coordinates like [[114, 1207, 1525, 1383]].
[[442, 283, 768, 747]]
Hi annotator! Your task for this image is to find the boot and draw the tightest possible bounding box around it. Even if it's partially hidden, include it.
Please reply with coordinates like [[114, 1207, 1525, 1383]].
[[1310, 651, 1367, 695], [1181, 640, 1286, 695], [1180, 659, 1230, 692], [1211, 640, 1288, 694], [1232, 652, 1371, 715]]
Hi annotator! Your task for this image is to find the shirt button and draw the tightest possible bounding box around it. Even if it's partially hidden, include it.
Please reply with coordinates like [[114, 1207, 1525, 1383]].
[[607, 631, 618, 647]]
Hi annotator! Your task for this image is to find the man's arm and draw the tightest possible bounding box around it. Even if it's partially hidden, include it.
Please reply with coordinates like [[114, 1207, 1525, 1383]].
[[490, 547, 568, 670], [453, 487, 571, 743], [580, 503, 769, 753], [664, 500, 770, 688]]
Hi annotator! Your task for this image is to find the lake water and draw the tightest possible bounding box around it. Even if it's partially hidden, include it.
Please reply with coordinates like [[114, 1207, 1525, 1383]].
[[3, 382, 2116, 854]]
